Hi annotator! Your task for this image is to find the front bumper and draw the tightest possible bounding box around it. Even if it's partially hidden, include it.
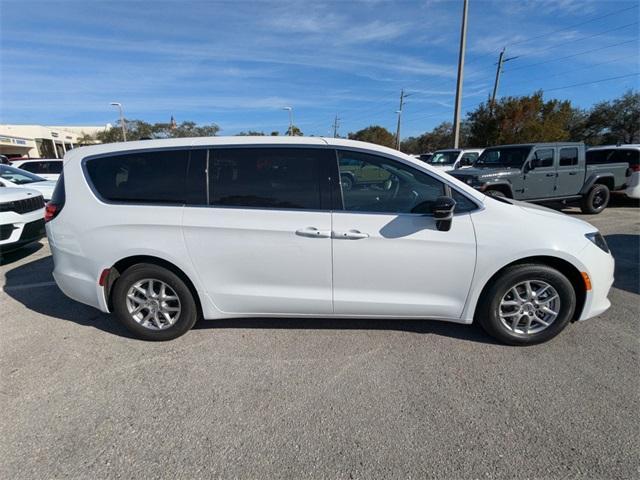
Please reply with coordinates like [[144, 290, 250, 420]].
[[577, 242, 615, 321], [0, 210, 46, 252]]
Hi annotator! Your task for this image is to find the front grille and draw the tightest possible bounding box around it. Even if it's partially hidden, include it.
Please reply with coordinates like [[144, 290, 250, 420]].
[[0, 195, 44, 214], [20, 219, 46, 240]]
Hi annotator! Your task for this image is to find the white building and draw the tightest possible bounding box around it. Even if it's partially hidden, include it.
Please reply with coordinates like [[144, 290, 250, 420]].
[[0, 124, 112, 159]]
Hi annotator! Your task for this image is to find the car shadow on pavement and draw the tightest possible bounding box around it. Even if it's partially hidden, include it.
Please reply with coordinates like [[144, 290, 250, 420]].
[[193, 316, 502, 345], [0, 241, 44, 266], [3, 255, 500, 345], [3, 256, 136, 339], [604, 233, 640, 295]]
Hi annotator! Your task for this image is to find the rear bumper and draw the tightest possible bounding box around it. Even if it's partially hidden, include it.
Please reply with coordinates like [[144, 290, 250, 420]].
[[624, 173, 640, 199], [47, 223, 107, 312]]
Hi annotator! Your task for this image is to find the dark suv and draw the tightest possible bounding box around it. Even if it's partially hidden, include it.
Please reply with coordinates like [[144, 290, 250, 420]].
[[449, 142, 629, 214]]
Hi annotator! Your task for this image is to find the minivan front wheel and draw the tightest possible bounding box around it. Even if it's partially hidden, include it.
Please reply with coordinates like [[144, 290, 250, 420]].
[[112, 264, 198, 340], [477, 264, 576, 345]]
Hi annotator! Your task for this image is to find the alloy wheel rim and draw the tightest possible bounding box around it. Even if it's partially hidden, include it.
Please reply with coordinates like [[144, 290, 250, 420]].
[[498, 280, 560, 335], [125, 278, 181, 330]]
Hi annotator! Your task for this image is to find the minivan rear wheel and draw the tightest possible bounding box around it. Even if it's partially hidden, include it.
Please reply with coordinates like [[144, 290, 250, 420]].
[[476, 264, 576, 346], [112, 264, 198, 340]]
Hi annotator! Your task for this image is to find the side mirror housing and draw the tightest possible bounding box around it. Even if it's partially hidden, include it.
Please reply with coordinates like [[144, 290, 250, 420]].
[[432, 196, 456, 231]]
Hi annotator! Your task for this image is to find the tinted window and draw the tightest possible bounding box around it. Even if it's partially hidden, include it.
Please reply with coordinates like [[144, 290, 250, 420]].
[[86, 149, 189, 203], [451, 189, 478, 213], [428, 150, 460, 166], [532, 149, 554, 168], [19, 162, 42, 173], [337, 150, 444, 213], [209, 148, 327, 210], [476, 147, 531, 168], [185, 149, 207, 205], [586, 149, 613, 165], [22, 161, 63, 174], [559, 148, 578, 167], [459, 152, 478, 167], [610, 149, 639, 166], [0, 164, 45, 184]]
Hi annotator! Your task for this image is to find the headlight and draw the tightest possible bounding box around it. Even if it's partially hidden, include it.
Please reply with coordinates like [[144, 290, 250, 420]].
[[585, 232, 609, 253], [466, 178, 475, 185]]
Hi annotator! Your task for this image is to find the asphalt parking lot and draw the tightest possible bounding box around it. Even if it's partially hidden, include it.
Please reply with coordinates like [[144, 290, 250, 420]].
[[1, 198, 638, 479]]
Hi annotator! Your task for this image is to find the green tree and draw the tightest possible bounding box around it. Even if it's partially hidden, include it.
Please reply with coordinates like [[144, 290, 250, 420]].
[[467, 91, 574, 145], [93, 119, 220, 143], [571, 90, 639, 145], [286, 125, 303, 136], [236, 130, 265, 136], [400, 122, 458, 153], [348, 125, 395, 148]]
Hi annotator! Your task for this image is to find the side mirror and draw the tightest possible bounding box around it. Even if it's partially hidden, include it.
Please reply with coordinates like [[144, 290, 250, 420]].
[[432, 196, 456, 231]]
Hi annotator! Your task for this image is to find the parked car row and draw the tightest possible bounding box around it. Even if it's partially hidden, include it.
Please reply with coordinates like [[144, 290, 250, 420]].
[[42, 136, 614, 346], [412, 143, 639, 213]]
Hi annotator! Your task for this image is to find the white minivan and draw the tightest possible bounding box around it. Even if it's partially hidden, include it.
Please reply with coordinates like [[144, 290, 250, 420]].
[[46, 137, 614, 345]]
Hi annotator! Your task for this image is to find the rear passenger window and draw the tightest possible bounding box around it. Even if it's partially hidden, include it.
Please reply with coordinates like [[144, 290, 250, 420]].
[[609, 149, 639, 166], [20, 162, 41, 173], [209, 148, 327, 210], [559, 148, 578, 166], [586, 149, 613, 165], [86, 149, 190, 204]]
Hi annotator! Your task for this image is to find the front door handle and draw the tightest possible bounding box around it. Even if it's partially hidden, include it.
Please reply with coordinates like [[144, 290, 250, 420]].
[[545, 173, 555, 177], [333, 229, 369, 240], [295, 227, 331, 238], [568, 172, 578, 175]]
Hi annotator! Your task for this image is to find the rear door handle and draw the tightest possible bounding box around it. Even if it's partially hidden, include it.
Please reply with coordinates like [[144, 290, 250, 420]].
[[545, 173, 555, 177], [568, 172, 578, 175], [333, 229, 369, 240], [295, 227, 331, 238]]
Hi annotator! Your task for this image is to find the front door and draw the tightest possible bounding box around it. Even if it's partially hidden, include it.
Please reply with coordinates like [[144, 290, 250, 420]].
[[182, 146, 334, 315], [331, 150, 477, 319], [522, 148, 556, 200]]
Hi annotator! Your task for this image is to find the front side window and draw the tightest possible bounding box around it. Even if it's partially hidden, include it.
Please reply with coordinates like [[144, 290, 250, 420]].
[[428, 150, 460, 166], [18, 162, 43, 173], [532, 149, 554, 168], [559, 148, 578, 167], [85, 149, 189, 203], [209, 148, 327, 210], [476, 147, 531, 169], [337, 150, 445, 213]]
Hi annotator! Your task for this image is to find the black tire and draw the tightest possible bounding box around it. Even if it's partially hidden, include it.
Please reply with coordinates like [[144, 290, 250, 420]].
[[112, 263, 198, 341], [486, 189, 506, 198], [340, 174, 354, 191], [476, 264, 576, 346], [580, 184, 610, 214]]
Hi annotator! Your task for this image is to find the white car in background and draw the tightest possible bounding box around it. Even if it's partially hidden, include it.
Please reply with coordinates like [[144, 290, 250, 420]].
[[586, 145, 640, 200], [427, 148, 484, 172], [11, 158, 63, 181], [0, 187, 45, 253], [0, 164, 56, 201]]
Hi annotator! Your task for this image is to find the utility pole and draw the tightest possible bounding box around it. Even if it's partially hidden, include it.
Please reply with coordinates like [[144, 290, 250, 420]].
[[452, 0, 468, 149], [395, 88, 411, 150], [282, 106, 293, 136], [332, 114, 340, 138], [110, 102, 127, 141], [490, 47, 519, 111]]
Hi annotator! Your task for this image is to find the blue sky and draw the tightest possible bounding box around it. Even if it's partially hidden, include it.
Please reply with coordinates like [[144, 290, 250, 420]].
[[1, 0, 638, 138]]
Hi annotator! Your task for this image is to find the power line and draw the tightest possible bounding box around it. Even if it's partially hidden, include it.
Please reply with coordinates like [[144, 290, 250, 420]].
[[505, 39, 638, 73], [532, 72, 639, 94], [508, 3, 639, 47]]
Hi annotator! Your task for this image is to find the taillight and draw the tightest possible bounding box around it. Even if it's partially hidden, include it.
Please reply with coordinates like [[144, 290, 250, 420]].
[[630, 164, 640, 173], [44, 202, 61, 222]]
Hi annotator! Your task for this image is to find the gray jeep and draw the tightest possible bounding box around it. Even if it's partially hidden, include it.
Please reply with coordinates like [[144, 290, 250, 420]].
[[449, 142, 630, 214]]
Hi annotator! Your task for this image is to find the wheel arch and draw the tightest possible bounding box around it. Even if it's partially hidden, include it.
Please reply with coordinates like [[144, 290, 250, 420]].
[[581, 173, 614, 194], [106, 255, 203, 317], [483, 182, 514, 198], [473, 255, 586, 323]]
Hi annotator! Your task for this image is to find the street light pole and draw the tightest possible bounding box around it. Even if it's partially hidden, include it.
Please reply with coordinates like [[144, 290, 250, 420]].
[[452, 0, 468, 149], [110, 102, 127, 142], [283, 107, 293, 136]]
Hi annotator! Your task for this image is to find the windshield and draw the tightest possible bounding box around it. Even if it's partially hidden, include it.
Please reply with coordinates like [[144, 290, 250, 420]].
[[476, 146, 532, 168], [428, 150, 460, 165], [0, 164, 46, 185]]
